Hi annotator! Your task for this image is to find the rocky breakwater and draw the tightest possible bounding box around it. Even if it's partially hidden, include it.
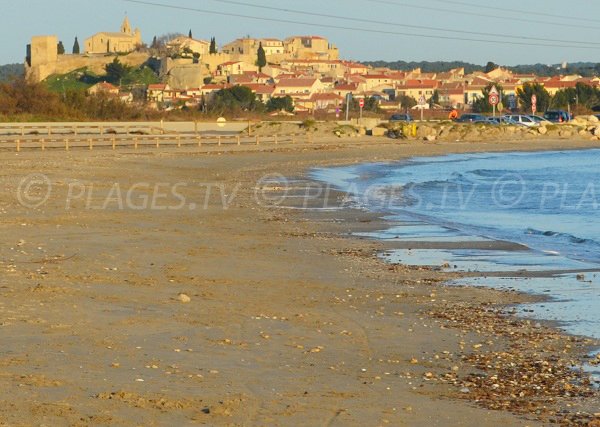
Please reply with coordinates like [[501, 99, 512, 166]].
[[370, 115, 600, 143]]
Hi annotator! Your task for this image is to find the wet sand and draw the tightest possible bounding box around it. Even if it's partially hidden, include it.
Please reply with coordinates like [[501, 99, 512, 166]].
[[1, 137, 599, 426]]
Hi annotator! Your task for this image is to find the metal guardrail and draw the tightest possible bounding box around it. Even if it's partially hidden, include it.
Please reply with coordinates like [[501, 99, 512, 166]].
[[0, 132, 313, 152], [0, 124, 161, 137]]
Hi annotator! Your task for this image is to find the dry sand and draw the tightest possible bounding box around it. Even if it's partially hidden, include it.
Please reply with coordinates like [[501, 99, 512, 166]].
[[1, 136, 599, 426]]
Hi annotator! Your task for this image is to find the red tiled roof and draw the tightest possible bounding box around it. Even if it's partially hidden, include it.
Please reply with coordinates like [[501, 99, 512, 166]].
[[398, 79, 439, 89], [276, 78, 317, 87], [334, 83, 358, 91]]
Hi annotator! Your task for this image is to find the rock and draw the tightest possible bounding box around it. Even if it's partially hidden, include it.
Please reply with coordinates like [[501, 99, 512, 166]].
[[425, 135, 436, 142], [177, 293, 191, 303], [417, 125, 437, 138], [579, 129, 589, 136], [559, 130, 573, 138], [464, 130, 480, 140], [358, 127, 367, 136], [588, 115, 599, 123], [571, 117, 589, 126], [593, 126, 600, 137], [460, 387, 470, 394], [538, 126, 547, 135], [372, 127, 387, 137]]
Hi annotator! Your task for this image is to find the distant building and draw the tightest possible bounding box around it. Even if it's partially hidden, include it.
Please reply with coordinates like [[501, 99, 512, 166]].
[[167, 36, 210, 56], [85, 16, 142, 54]]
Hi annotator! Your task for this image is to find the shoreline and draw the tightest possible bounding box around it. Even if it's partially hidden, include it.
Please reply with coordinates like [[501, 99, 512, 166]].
[[277, 142, 600, 422], [1, 137, 599, 425]]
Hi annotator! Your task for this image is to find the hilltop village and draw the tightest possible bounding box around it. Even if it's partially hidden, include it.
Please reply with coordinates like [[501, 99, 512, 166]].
[[26, 17, 600, 114]]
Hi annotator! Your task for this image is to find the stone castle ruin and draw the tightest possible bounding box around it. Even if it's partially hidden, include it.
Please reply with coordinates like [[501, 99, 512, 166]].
[[26, 17, 146, 82]]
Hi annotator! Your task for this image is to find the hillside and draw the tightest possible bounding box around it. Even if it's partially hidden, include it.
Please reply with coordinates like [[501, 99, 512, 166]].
[[361, 61, 600, 77], [44, 64, 160, 93], [0, 63, 24, 82]]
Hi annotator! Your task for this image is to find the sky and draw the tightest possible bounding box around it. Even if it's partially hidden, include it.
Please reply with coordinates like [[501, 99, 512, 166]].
[[4, 0, 600, 66]]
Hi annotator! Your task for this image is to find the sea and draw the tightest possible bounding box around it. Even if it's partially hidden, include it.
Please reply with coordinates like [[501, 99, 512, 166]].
[[310, 149, 600, 377]]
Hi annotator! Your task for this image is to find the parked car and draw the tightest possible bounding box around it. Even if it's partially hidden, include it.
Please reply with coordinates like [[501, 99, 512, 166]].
[[504, 114, 539, 127], [543, 110, 570, 123], [455, 113, 486, 123], [389, 113, 413, 122], [474, 117, 511, 125], [529, 115, 553, 125]]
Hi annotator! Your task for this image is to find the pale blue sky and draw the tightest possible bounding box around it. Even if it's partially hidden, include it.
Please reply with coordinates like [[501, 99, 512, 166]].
[[5, 0, 600, 66]]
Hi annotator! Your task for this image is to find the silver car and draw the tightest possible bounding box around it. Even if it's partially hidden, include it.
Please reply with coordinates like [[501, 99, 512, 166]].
[[504, 114, 539, 127]]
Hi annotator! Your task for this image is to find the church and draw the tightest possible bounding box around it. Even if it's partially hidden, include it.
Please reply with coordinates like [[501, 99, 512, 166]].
[[84, 17, 142, 54]]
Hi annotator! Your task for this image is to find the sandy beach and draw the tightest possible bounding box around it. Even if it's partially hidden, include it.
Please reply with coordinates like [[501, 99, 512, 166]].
[[1, 136, 599, 426]]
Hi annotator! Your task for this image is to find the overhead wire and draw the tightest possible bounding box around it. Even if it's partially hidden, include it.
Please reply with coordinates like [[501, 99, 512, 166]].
[[123, 0, 600, 50], [363, 0, 600, 31], [423, 0, 600, 25], [200, 0, 600, 47]]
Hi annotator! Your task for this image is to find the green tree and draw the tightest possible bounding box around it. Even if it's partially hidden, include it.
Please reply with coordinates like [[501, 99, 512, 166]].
[[104, 58, 130, 85], [429, 89, 440, 108], [57, 41, 65, 55], [207, 85, 264, 114], [209, 37, 217, 54], [517, 82, 551, 113], [151, 36, 158, 49], [72, 37, 80, 54], [188, 29, 193, 38], [350, 96, 380, 112], [256, 42, 267, 72], [484, 61, 498, 73], [472, 83, 504, 113], [397, 94, 417, 110], [266, 96, 294, 112]]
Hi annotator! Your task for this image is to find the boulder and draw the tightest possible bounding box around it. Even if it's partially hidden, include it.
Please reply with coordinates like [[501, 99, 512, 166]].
[[425, 135, 436, 142], [358, 127, 367, 136], [571, 117, 589, 126], [464, 130, 480, 140], [372, 127, 387, 137], [416, 125, 435, 138], [589, 115, 599, 123], [594, 126, 600, 137], [538, 126, 548, 135]]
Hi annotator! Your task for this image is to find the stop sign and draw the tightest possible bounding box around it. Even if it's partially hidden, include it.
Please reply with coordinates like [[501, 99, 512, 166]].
[[359, 98, 365, 108]]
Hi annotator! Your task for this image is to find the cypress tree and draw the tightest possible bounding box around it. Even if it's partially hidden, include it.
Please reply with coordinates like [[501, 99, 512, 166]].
[[57, 41, 65, 55], [257, 42, 266, 72], [151, 35, 158, 49], [189, 29, 193, 39], [72, 37, 80, 54], [209, 37, 217, 54]]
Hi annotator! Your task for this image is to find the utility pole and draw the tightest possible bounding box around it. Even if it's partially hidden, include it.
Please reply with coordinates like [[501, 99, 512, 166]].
[[345, 93, 352, 121]]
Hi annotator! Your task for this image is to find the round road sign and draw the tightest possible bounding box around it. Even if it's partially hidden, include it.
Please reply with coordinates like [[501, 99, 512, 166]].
[[359, 98, 365, 108], [488, 94, 499, 106]]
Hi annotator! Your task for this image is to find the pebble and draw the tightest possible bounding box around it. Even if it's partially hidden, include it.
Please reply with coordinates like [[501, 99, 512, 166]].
[[460, 387, 470, 394], [177, 293, 191, 303]]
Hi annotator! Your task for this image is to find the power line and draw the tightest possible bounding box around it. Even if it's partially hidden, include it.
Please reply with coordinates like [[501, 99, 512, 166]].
[[123, 0, 600, 50], [424, 0, 600, 25], [202, 0, 600, 46], [364, 0, 600, 31]]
